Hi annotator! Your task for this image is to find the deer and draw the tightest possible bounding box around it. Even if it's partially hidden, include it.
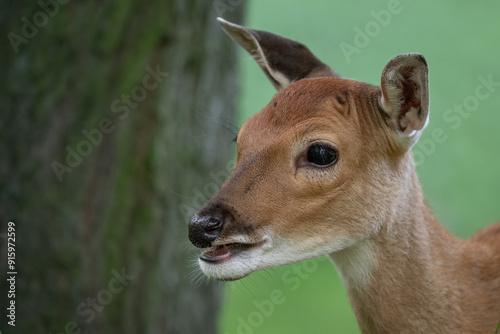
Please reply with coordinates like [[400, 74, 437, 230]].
[[188, 18, 500, 333]]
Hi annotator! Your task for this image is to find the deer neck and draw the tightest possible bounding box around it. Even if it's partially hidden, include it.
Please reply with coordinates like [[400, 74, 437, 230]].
[[329, 162, 464, 333]]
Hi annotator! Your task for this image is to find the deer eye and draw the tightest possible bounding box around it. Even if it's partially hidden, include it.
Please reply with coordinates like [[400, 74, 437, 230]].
[[307, 143, 338, 167]]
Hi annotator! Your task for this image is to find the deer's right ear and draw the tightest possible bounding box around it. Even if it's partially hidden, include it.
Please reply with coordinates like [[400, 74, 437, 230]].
[[379, 53, 430, 150], [217, 17, 339, 91]]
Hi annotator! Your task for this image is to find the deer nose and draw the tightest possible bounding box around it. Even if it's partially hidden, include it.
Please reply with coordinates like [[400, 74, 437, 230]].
[[188, 215, 224, 248]]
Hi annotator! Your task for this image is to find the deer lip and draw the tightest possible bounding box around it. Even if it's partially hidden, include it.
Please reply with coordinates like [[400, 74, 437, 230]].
[[200, 241, 265, 264]]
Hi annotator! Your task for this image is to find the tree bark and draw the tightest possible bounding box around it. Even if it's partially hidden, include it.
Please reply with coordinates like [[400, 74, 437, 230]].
[[0, 1, 244, 333]]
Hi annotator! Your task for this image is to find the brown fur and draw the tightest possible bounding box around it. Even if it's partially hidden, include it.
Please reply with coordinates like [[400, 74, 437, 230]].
[[194, 19, 500, 333], [207, 78, 500, 332]]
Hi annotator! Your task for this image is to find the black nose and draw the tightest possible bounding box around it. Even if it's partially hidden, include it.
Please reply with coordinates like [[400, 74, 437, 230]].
[[188, 215, 224, 248]]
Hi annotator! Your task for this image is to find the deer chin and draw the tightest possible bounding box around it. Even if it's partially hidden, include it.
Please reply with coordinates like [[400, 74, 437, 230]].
[[198, 238, 270, 281], [197, 232, 350, 281]]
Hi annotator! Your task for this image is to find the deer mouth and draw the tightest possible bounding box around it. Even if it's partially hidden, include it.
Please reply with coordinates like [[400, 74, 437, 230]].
[[200, 241, 266, 264]]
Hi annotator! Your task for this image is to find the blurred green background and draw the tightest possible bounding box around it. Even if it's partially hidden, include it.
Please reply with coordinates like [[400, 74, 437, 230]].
[[219, 1, 500, 333]]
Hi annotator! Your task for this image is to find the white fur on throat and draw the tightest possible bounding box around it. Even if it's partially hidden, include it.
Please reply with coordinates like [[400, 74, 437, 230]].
[[329, 241, 379, 290]]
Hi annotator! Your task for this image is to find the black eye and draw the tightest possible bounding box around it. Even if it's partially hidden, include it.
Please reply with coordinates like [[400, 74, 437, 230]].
[[307, 143, 338, 166]]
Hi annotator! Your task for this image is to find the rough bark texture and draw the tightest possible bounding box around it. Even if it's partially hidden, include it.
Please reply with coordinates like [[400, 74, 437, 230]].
[[0, 1, 244, 333]]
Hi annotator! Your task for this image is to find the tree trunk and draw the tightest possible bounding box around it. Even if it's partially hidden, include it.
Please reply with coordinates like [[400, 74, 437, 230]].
[[0, 1, 244, 333]]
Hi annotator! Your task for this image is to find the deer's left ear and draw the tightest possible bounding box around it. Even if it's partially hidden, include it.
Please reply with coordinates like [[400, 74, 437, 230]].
[[217, 17, 339, 91], [379, 53, 429, 149]]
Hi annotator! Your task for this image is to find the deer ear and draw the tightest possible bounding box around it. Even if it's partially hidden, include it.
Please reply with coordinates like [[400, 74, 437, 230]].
[[217, 17, 339, 91], [379, 53, 430, 149]]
